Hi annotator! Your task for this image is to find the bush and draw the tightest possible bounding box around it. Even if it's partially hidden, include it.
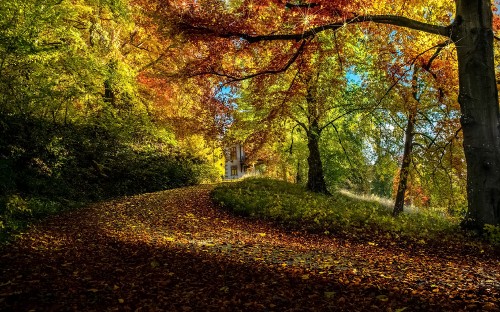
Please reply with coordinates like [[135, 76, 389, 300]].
[[0, 115, 217, 199], [484, 224, 500, 245], [0, 194, 67, 242], [0, 114, 219, 242], [99, 150, 211, 196]]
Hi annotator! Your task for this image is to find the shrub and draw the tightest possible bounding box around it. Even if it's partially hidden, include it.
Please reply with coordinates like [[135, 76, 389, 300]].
[[0, 114, 219, 242], [0, 194, 68, 242], [484, 224, 500, 245]]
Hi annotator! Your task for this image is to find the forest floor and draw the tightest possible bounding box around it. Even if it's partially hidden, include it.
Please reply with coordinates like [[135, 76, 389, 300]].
[[0, 185, 499, 312]]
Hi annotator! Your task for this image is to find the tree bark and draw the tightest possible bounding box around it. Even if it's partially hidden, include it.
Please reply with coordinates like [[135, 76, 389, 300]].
[[394, 68, 420, 216], [306, 120, 330, 194], [393, 108, 417, 216], [452, 0, 500, 228]]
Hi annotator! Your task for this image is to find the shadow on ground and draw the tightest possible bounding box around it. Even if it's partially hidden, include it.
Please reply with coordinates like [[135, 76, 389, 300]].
[[0, 186, 498, 311]]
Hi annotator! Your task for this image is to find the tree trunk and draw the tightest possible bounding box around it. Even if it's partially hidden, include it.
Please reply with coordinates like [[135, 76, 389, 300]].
[[103, 80, 116, 106], [296, 160, 302, 184], [453, 0, 500, 229], [393, 108, 417, 216], [306, 120, 330, 194]]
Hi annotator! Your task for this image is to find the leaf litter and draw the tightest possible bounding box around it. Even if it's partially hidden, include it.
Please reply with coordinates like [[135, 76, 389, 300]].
[[0, 185, 498, 311]]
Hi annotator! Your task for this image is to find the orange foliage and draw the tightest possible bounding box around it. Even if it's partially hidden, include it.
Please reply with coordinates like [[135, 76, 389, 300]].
[[392, 170, 431, 208]]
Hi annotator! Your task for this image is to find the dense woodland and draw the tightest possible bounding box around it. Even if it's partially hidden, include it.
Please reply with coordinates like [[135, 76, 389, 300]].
[[0, 0, 224, 238], [1, 1, 500, 310], [1, 0, 500, 238]]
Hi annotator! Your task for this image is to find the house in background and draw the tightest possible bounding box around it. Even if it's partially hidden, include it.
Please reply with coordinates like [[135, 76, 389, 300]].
[[224, 143, 247, 179]]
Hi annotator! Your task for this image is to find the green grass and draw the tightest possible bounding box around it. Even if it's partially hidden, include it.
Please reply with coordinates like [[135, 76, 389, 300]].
[[211, 178, 461, 242]]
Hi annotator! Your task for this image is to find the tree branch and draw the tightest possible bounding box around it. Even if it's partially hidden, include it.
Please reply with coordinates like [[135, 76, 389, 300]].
[[424, 40, 452, 69], [373, 40, 450, 110], [188, 40, 308, 83], [287, 124, 301, 155], [292, 117, 309, 133], [434, 126, 462, 169], [330, 123, 356, 170], [185, 14, 450, 42], [333, 32, 344, 74], [319, 106, 369, 132], [139, 52, 167, 72], [285, 2, 319, 9]]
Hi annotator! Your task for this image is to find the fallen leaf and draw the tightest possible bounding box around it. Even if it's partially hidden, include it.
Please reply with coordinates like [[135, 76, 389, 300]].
[[376, 295, 388, 302]]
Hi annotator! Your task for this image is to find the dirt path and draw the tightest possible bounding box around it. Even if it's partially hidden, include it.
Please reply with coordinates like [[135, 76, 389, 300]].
[[0, 185, 499, 311]]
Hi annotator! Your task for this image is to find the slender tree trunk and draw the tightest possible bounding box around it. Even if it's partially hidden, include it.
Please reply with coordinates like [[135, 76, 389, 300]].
[[306, 120, 330, 194], [453, 0, 500, 228], [103, 80, 115, 106], [393, 108, 417, 216], [296, 160, 302, 184]]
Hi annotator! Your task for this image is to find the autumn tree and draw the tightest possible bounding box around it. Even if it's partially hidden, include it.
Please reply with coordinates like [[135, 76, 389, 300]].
[[146, 0, 500, 230], [0, 0, 220, 218], [346, 22, 463, 214], [228, 34, 374, 194]]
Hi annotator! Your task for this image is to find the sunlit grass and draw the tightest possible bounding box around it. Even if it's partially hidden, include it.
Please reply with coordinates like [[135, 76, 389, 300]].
[[338, 189, 449, 216], [211, 178, 461, 242]]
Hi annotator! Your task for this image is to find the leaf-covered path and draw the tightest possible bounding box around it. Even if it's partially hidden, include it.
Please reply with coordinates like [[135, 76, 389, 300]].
[[1, 185, 499, 311]]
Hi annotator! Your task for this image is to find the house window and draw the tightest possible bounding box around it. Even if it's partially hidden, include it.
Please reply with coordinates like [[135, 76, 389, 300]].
[[230, 147, 237, 161], [231, 165, 238, 176]]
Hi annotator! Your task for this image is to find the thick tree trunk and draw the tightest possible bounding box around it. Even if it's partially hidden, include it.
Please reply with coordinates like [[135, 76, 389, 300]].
[[306, 121, 330, 194], [453, 0, 500, 228], [393, 108, 417, 216]]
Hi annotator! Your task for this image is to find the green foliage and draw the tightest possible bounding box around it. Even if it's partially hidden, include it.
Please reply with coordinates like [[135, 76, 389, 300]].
[[4, 195, 30, 217], [484, 224, 500, 245], [102, 150, 215, 196], [1, 114, 216, 197], [0, 0, 223, 243], [0, 194, 66, 241], [211, 178, 460, 241], [0, 114, 218, 242]]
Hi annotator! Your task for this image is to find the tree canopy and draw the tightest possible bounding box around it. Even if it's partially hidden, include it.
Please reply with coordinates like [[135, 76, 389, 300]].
[[137, 0, 500, 230], [1, 0, 500, 234]]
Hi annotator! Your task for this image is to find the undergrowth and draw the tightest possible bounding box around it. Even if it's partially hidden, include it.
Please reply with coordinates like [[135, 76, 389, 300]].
[[0, 195, 74, 243], [211, 178, 462, 244], [0, 116, 219, 244]]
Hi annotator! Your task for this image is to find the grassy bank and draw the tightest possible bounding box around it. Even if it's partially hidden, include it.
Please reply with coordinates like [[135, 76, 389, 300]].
[[211, 178, 462, 244]]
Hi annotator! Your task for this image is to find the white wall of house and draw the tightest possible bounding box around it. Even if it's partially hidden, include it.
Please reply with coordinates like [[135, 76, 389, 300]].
[[224, 144, 246, 179]]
